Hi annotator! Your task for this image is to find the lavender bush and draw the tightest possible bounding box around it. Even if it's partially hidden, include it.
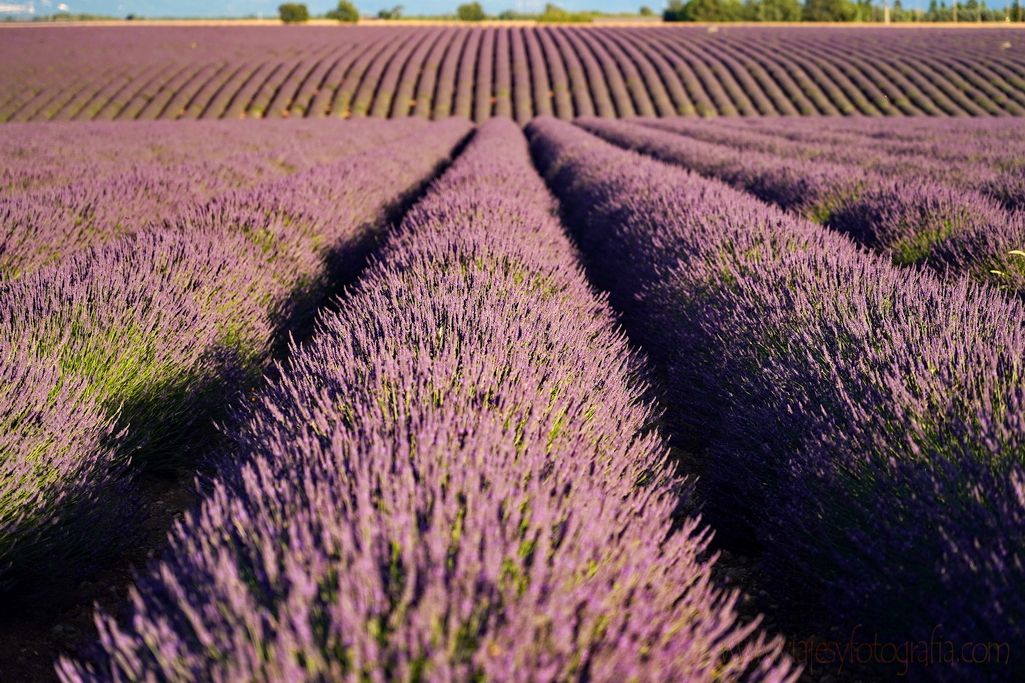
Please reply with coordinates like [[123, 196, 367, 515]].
[[644, 116, 1025, 208], [0, 120, 421, 277], [0, 353, 126, 593], [580, 118, 1019, 287]]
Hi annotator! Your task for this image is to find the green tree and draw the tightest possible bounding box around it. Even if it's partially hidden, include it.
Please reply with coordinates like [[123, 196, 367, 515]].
[[278, 3, 310, 22], [538, 3, 592, 22], [327, 0, 359, 21], [687, 0, 745, 20], [377, 4, 403, 18], [925, 0, 953, 19], [891, 0, 911, 21], [745, 0, 802, 20], [663, 0, 688, 19], [1013, 0, 1023, 21], [639, 4, 655, 14], [852, 0, 877, 20], [802, 0, 856, 20], [457, 1, 487, 19], [664, 0, 744, 19]]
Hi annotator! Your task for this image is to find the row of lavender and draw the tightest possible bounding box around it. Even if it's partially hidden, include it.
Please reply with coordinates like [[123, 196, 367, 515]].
[[0, 119, 470, 594], [530, 118, 1025, 678], [643, 116, 1025, 198], [0, 119, 416, 199], [5, 27, 1025, 123], [58, 120, 796, 681], [709, 116, 1025, 166], [0, 120, 428, 277], [579, 116, 1025, 296]]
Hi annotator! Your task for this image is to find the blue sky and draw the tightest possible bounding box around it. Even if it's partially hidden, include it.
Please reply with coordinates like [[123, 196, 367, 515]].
[[0, 0, 959, 18]]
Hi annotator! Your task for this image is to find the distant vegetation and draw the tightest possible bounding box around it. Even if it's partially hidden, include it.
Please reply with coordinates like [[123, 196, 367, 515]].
[[277, 3, 310, 22], [7, 13, 119, 21], [377, 5, 405, 18], [327, 0, 360, 22], [661, 0, 1024, 21], [5, 0, 1023, 23], [457, 1, 486, 20], [383, 2, 599, 21], [246, 0, 1025, 25], [536, 3, 595, 22], [327, 0, 1025, 22]]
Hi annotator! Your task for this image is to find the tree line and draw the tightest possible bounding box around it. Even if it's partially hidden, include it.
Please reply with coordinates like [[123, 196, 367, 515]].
[[279, 0, 1025, 23], [663, 0, 1025, 21]]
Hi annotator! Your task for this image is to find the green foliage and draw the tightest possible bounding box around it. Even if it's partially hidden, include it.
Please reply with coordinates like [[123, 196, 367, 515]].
[[802, 0, 856, 20], [922, 0, 1004, 21], [663, 0, 688, 19], [278, 3, 310, 22], [537, 3, 593, 21], [889, 0, 914, 21], [851, 0, 878, 20], [663, 0, 745, 20], [457, 1, 487, 20], [745, 0, 802, 20], [698, 0, 746, 19], [327, 0, 360, 22], [18, 0, 1013, 23], [377, 4, 404, 18]]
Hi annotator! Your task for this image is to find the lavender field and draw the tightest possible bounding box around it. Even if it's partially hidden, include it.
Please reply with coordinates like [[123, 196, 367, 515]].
[[5, 26, 1025, 121], [1, 22, 1024, 683]]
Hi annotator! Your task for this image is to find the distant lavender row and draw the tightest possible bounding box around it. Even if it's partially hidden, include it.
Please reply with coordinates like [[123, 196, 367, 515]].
[[529, 118, 1025, 678], [730, 114, 1025, 145], [643, 116, 1025, 210], [61, 119, 796, 682], [0, 120, 370, 196], [637, 117, 1025, 295], [0, 120, 415, 277], [5, 26, 1025, 123], [579, 118, 1025, 296], [0, 119, 469, 594]]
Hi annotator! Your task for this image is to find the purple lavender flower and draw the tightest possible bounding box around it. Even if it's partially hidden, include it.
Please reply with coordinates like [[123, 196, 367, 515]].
[[59, 119, 795, 683], [529, 116, 1025, 677]]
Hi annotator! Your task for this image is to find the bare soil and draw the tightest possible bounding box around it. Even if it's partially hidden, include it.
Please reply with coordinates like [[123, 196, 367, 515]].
[[0, 472, 197, 682]]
